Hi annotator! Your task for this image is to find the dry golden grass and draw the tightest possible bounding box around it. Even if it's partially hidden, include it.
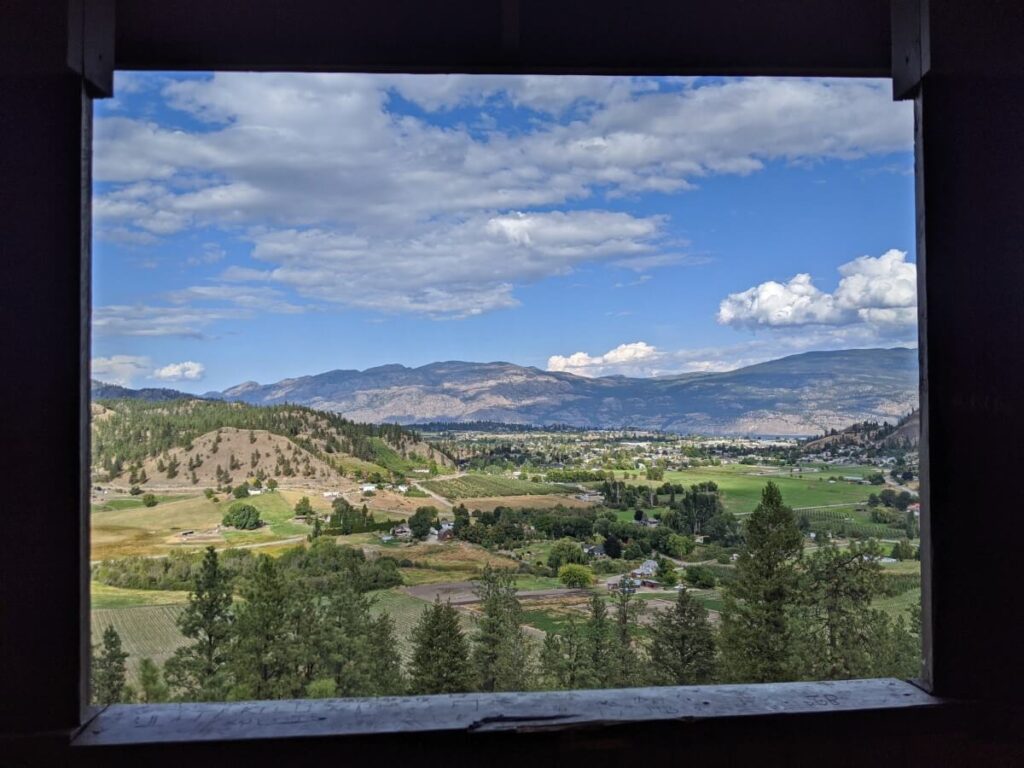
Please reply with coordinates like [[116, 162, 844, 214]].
[[395, 541, 519, 570], [91, 495, 225, 560]]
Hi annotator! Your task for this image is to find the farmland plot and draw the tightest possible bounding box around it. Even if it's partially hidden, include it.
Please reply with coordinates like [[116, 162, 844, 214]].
[[91, 604, 186, 682], [422, 474, 571, 499]]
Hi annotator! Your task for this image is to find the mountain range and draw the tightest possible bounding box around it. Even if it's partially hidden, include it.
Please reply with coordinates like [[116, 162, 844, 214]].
[[202, 347, 919, 436]]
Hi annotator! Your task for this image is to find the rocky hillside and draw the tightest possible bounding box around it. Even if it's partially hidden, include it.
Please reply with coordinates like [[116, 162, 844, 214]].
[[218, 347, 919, 436]]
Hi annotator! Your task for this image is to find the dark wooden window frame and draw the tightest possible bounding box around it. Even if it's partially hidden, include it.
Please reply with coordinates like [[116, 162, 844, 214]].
[[4, 1, 1024, 764]]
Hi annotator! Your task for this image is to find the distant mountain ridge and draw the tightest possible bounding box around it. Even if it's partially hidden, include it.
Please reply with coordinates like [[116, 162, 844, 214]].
[[216, 348, 919, 436], [91, 380, 203, 402]]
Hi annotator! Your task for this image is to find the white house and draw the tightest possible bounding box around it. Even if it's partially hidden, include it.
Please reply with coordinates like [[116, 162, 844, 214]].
[[360, 483, 377, 493]]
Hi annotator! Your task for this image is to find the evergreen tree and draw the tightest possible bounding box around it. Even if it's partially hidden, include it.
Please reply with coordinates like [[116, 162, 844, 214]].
[[302, 577, 405, 697], [409, 597, 474, 694], [609, 578, 644, 686], [582, 594, 618, 688], [792, 539, 916, 680], [471, 566, 532, 691], [92, 625, 129, 704], [719, 482, 803, 682], [164, 546, 235, 701], [539, 617, 591, 690], [647, 587, 716, 685], [137, 657, 169, 703], [226, 555, 296, 699]]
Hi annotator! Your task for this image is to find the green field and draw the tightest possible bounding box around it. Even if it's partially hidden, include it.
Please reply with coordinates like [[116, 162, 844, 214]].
[[91, 581, 189, 609], [609, 464, 878, 515], [91, 604, 186, 682], [874, 588, 921, 619], [422, 474, 571, 499], [91, 494, 196, 513]]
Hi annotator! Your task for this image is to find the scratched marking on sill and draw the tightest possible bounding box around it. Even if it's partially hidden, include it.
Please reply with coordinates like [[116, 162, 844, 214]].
[[804, 694, 842, 707], [467, 713, 577, 731]]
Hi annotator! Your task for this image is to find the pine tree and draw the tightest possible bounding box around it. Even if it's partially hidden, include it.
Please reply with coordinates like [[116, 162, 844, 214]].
[[226, 555, 296, 699], [137, 657, 169, 703], [92, 625, 129, 704], [539, 617, 592, 690], [719, 482, 803, 682], [647, 587, 716, 685], [609, 578, 644, 686], [791, 539, 912, 680], [409, 597, 474, 694], [582, 594, 618, 688], [314, 579, 405, 696], [471, 566, 532, 692], [164, 546, 235, 701]]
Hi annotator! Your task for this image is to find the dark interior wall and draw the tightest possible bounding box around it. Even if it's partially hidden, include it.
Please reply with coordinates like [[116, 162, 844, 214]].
[[1, 0, 1024, 764], [0, 0, 89, 736], [112, 0, 892, 75]]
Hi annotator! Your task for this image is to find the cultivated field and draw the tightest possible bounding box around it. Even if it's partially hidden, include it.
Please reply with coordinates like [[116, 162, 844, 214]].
[[608, 464, 879, 514], [422, 474, 572, 499], [468, 494, 596, 512], [91, 604, 186, 682], [370, 588, 476, 660]]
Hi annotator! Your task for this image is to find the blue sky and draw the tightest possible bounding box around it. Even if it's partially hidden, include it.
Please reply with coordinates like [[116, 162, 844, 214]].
[[91, 74, 916, 392]]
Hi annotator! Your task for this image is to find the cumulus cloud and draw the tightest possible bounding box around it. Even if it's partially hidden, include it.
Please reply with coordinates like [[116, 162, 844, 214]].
[[717, 249, 917, 333], [92, 355, 151, 386], [237, 210, 666, 316], [152, 361, 206, 382], [93, 74, 911, 319], [548, 341, 663, 377]]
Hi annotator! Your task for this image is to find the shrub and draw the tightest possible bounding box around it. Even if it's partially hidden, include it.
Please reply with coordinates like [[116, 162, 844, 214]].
[[684, 565, 716, 589], [141, 494, 158, 508], [558, 564, 594, 588], [129, 486, 142, 496], [232, 482, 250, 499], [222, 503, 262, 530]]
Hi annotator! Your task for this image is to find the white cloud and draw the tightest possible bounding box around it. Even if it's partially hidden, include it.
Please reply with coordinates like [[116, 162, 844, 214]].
[[93, 74, 912, 319], [152, 361, 206, 382], [548, 341, 663, 377], [238, 210, 666, 316], [186, 242, 227, 266], [92, 304, 246, 338], [92, 355, 151, 386], [717, 249, 917, 333]]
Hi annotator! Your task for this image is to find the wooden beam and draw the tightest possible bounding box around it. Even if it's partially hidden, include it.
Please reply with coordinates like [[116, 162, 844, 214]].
[[113, 0, 891, 76]]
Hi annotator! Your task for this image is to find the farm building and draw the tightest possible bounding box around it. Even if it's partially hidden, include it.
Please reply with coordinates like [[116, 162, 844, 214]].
[[631, 560, 659, 578]]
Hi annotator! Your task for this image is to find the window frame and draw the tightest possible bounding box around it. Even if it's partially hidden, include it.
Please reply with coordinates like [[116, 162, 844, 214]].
[[11, 0, 1024, 760]]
